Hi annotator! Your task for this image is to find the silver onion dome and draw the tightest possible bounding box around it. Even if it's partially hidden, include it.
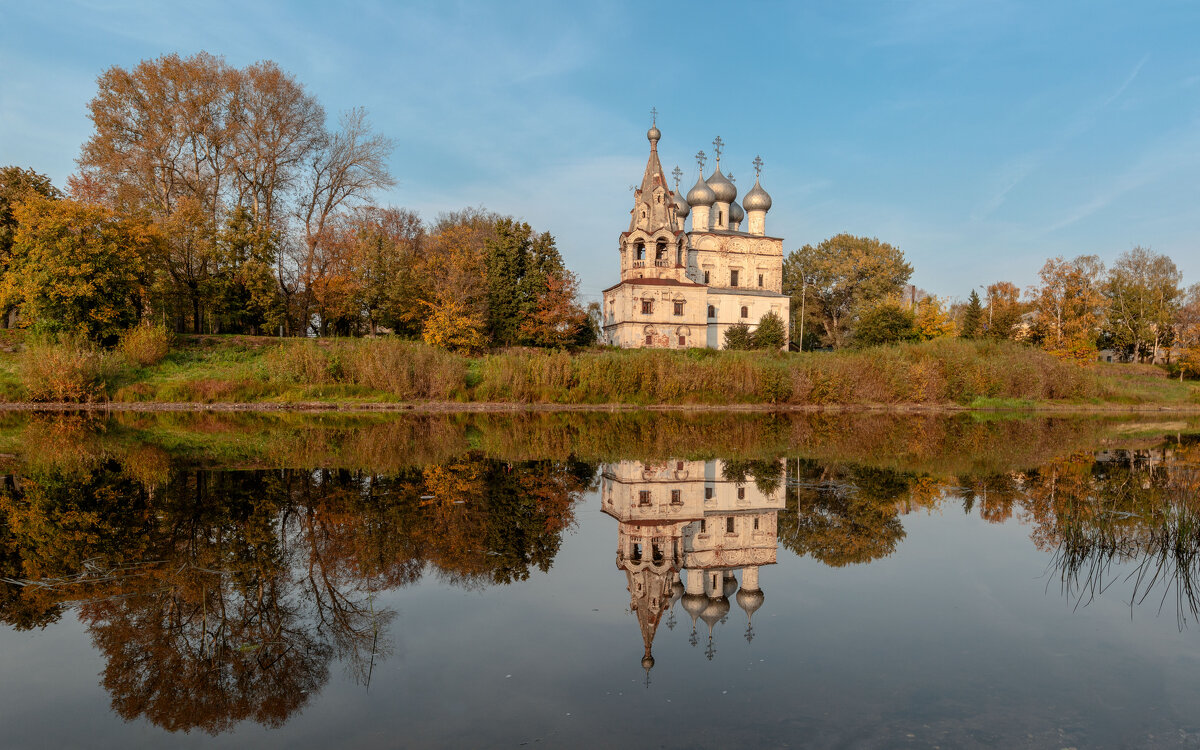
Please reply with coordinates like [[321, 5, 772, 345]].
[[729, 199, 744, 225], [722, 573, 739, 598], [743, 178, 772, 212], [736, 587, 764, 618], [647, 125, 661, 143], [706, 168, 737, 203], [686, 175, 716, 207], [672, 190, 690, 218]]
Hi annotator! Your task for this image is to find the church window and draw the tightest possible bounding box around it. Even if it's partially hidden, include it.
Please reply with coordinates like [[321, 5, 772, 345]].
[[636, 242, 645, 260], [652, 544, 663, 562], [707, 305, 715, 318], [754, 517, 760, 530], [645, 333, 653, 345], [741, 306, 749, 318], [700, 519, 706, 532], [703, 271, 710, 284], [670, 489, 681, 505], [639, 490, 651, 505], [758, 274, 764, 287], [673, 300, 684, 315], [678, 335, 685, 346], [641, 299, 653, 314], [737, 487, 746, 499], [677, 240, 684, 265], [727, 517, 735, 533], [677, 461, 684, 470], [632, 543, 642, 561], [731, 270, 739, 287], [705, 486, 713, 499], [656, 240, 666, 260]]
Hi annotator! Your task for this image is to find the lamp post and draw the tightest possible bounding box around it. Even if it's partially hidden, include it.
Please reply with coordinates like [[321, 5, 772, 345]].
[[798, 269, 806, 352]]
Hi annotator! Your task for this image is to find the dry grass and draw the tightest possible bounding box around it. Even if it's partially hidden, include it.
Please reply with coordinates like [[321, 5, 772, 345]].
[[18, 335, 115, 402], [119, 323, 170, 367]]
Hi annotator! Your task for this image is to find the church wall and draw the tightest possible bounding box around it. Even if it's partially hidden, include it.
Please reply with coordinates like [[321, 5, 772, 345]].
[[689, 233, 785, 293], [602, 283, 707, 348]]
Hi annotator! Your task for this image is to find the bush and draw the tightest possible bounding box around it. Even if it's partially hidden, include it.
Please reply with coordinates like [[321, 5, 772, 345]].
[[264, 341, 339, 384], [751, 311, 787, 350], [342, 339, 467, 400], [18, 335, 114, 402], [119, 322, 170, 366], [724, 323, 753, 350]]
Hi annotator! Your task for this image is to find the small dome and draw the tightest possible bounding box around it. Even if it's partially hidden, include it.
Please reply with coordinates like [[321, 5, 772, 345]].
[[641, 654, 655, 670], [706, 168, 737, 203], [681, 592, 708, 618], [671, 579, 686, 603], [686, 175, 716, 207], [722, 573, 739, 598], [647, 125, 661, 143], [672, 191, 690, 218], [743, 178, 772, 212], [699, 596, 730, 628], [729, 200, 744, 225], [736, 587, 764, 618]]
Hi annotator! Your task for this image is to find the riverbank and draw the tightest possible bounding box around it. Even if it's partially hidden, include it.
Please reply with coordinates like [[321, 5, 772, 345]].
[[0, 332, 1196, 411]]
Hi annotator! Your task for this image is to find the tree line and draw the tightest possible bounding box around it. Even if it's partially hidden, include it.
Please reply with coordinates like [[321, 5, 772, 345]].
[[783, 233, 1200, 375], [0, 52, 593, 349]]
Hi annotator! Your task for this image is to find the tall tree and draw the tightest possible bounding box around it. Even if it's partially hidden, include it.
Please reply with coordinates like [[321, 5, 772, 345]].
[[1029, 255, 1106, 358], [0, 167, 61, 324], [983, 281, 1024, 340], [960, 289, 983, 338], [914, 295, 956, 340], [783, 234, 912, 348], [1103, 246, 1182, 362]]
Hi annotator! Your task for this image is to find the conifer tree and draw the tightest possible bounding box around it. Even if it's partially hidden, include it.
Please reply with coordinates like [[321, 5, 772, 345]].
[[961, 289, 983, 339], [751, 311, 786, 350]]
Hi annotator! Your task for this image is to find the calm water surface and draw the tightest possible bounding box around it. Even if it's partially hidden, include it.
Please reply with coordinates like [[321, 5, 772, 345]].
[[1, 412, 1199, 749]]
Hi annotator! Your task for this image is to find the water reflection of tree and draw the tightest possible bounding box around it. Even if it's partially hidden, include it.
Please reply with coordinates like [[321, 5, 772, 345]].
[[777, 461, 908, 567], [0, 455, 593, 734]]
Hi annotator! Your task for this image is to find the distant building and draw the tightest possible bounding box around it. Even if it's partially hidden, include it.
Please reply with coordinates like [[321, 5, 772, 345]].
[[601, 120, 790, 349]]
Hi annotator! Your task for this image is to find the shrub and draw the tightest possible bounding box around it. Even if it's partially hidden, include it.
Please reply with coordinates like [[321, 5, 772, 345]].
[[751, 311, 787, 350], [724, 323, 753, 350], [343, 339, 467, 400], [264, 341, 339, 384], [119, 322, 170, 366], [18, 335, 114, 402]]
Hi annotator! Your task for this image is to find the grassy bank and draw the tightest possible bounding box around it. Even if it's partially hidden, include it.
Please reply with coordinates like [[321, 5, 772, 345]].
[[0, 332, 1195, 409]]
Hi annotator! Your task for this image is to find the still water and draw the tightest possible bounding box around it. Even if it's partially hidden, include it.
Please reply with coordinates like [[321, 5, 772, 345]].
[[1, 412, 1199, 749]]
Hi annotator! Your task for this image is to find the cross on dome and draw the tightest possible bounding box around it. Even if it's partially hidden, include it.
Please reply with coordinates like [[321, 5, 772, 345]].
[[753, 155, 764, 177], [672, 165, 683, 192], [695, 150, 707, 172]]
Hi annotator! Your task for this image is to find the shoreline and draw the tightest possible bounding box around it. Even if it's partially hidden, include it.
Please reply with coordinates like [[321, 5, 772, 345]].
[[4, 400, 1200, 414]]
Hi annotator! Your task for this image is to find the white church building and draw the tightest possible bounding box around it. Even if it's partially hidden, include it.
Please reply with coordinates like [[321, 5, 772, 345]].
[[601, 120, 790, 349]]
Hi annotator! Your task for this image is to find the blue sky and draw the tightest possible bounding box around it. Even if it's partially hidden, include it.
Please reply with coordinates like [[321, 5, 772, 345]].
[[2, 1, 1198, 304]]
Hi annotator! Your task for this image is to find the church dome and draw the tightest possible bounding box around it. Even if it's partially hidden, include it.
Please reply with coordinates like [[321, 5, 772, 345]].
[[722, 573, 739, 598], [686, 175, 716, 207], [736, 587, 764, 618], [699, 596, 730, 628], [743, 178, 772, 212], [729, 200, 744, 225], [706, 168, 737, 203], [672, 191, 690, 218], [647, 125, 661, 143], [681, 592, 708, 619], [641, 654, 655, 670], [671, 579, 686, 603]]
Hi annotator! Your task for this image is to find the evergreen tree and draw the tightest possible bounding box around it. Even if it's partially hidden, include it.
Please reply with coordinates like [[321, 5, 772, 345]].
[[961, 289, 983, 338]]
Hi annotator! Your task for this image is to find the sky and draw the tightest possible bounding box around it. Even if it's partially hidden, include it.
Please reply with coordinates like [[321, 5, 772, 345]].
[[2, 0, 1199, 305]]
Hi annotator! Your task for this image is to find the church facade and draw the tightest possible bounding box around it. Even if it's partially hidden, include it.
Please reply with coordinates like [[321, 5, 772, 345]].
[[601, 122, 790, 349]]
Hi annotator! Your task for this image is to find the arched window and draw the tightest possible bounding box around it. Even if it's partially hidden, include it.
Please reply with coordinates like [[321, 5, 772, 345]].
[[635, 241, 645, 260], [676, 239, 684, 265], [707, 305, 715, 318], [741, 306, 749, 318], [655, 239, 666, 261]]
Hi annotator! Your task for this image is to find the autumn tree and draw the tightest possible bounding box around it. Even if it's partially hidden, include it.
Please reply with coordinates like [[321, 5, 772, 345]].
[[960, 289, 983, 338], [1029, 255, 1106, 358], [783, 234, 912, 348], [4, 196, 161, 341], [520, 272, 588, 349], [982, 281, 1024, 340], [1173, 284, 1200, 380], [914, 294, 956, 340], [1102, 246, 1182, 362], [0, 167, 62, 324], [853, 300, 917, 347]]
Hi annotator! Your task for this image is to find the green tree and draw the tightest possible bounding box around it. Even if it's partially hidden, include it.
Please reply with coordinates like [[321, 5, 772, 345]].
[[1103, 246, 1182, 362], [1030, 255, 1106, 358], [751, 310, 787, 350], [783, 234, 912, 348], [4, 196, 160, 341], [0, 167, 61, 324], [853, 301, 917, 347], [723, 322, 753, 350], [960, 289, 983, 338], [484, 219, 567, 347]]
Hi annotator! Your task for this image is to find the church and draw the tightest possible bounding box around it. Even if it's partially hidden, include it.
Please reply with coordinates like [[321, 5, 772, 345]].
[[601, 119, 790, 349]]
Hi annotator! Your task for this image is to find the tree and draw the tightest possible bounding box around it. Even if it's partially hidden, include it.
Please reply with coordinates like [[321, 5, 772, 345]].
[[960, 289, 983, 338], [1103, 246, 1182, 362], [0, 167, 62, 324], [723, 322, 753, 350], [4, 196, 160, 341], [983, 281, 1024, 340], [1029, 255, 1106, 358], [914, 295, 955, 340], [520, 272, 588, 349], [853, 301, 917, 347], [1174, 283, 1200, 380], [751, 310, 787, 350], [783, 234, 912, 348]]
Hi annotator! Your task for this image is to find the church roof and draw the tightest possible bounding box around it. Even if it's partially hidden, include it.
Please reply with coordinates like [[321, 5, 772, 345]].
[[602, 277, 705, 293]]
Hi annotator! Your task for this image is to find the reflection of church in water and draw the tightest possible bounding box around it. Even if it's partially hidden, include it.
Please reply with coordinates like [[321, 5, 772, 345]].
[[600, 459, 784, 670]]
